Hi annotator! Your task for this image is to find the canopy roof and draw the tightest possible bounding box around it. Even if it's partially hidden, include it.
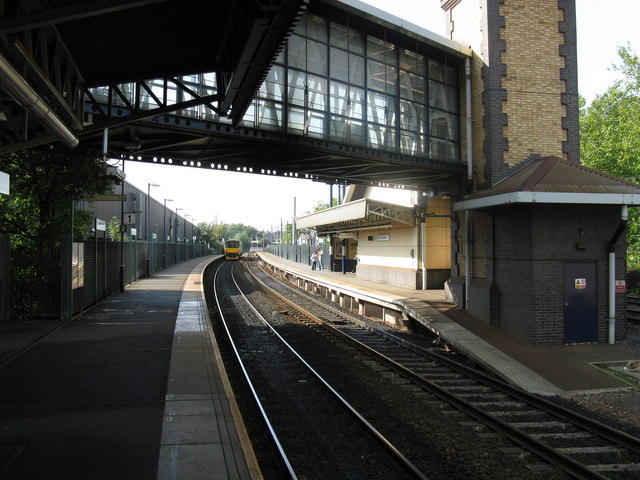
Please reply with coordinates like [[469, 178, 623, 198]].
[[297, 198, 416, 234], [454, 156, 640, 211]]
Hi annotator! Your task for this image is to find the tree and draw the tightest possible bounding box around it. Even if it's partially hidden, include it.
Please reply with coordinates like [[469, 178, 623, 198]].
[[0, 147, 115, 239], [580, 45, 640, 269]]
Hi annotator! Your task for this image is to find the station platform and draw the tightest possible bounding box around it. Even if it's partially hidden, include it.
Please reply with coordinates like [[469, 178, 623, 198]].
[[257, 252, 640, 396], [0, 256, 259, 480]]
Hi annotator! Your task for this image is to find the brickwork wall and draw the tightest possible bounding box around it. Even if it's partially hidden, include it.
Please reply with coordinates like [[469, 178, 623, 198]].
[[531, 204, 627, 344], [500, 0, 567, 167], [494, 205, 533, 341]]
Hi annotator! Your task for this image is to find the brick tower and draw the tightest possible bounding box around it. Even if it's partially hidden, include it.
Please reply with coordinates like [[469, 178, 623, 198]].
[[441, 0, 579, 187]]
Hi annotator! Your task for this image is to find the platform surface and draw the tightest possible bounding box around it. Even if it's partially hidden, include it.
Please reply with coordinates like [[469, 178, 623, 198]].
[[0, 256, 259, 480]]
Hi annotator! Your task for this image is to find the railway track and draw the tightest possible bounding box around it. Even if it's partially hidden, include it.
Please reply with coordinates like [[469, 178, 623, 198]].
[[244, 255, 640, 480], [211, 259, 429, 479]]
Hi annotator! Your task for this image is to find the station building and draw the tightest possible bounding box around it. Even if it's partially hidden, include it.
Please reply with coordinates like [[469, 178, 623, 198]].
[[295, 0, 640, 346]]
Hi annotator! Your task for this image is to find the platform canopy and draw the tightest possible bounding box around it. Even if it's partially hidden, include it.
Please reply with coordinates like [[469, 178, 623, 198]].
[[454, 156, 640, 211], [297, 197, 416, 234]]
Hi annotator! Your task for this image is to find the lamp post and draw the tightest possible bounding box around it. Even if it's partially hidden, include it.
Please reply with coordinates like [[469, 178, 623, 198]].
[[184, 214, 190, 261], [175, 208, 183, 264], [146, 183, 160, 276], [190, 218, 197, 258], [162, 198, 173, 269]]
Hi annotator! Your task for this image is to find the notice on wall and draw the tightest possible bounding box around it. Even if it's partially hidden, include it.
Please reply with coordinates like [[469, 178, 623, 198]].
[[378, 234, 390, 241], [616, 280, 626, 293], [575, 278, 587, 290]]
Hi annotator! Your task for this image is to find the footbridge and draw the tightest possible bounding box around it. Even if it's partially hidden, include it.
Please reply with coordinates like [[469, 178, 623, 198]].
[[0, 0, 470, 192]]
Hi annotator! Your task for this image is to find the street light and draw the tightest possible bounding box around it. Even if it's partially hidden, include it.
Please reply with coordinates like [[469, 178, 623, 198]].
[[184, 214, 191, 261], [162, 198, 173, 269], [146, 183, 160, 276], [190, 219, 197, 258], [175, 208, 183, 265]]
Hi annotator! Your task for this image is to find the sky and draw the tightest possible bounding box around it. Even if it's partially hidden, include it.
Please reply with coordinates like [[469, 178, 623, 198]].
[[123, 0, 640, 232]]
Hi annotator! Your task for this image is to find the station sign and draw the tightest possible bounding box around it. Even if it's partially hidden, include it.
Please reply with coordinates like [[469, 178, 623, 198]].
[[123, 212, 136, 225]]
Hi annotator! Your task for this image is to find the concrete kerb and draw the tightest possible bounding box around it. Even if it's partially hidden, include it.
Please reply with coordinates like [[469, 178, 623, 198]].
[[157, 257, 262, 480]]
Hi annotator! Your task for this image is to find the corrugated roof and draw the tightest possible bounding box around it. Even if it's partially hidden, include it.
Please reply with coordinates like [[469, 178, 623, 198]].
[[454, 156, 640, 211], [470, 156, 640, 198]]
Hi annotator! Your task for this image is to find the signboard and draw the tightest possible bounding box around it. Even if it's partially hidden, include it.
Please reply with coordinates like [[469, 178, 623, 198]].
[[96, 218, 106, 232], [123, 212, 136, 225], [575, 278, 587, 290], [130, 228, 137, 237], [0, 171, 8, 195], [616, 280, 626, 293], [378, 234, 390, 241]]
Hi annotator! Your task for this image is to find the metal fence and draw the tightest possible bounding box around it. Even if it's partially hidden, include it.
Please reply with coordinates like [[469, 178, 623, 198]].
[[0, 233, 208, 321]]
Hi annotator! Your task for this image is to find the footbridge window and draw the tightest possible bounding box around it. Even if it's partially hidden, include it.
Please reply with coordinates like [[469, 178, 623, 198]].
[[246, 13, 461, 163]]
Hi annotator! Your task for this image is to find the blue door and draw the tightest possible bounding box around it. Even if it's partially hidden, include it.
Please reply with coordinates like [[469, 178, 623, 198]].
[[564, 262, 597, 343]]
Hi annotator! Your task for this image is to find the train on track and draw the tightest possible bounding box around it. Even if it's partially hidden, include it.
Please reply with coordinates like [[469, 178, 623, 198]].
[[224, 239, 242, 260]]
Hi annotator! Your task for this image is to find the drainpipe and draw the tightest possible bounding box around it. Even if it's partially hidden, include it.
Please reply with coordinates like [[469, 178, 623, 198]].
[[464, 57, 473, 307], [607, 205, 628, 344]]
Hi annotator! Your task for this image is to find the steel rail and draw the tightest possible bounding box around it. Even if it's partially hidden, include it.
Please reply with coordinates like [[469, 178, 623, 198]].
[[247, 257, 630, 480], [212, 261, 298, 480], [232, 259, 430, 480]]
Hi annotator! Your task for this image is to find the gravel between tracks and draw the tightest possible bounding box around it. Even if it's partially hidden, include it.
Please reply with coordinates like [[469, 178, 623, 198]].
[[207, 259, 640, 479]]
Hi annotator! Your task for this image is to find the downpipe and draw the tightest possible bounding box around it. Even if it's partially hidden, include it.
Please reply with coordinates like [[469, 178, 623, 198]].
[[608, 205, 628, 344]]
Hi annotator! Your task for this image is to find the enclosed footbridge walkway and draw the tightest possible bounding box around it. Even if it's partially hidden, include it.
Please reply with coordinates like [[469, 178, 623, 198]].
[[0, 0, 470, 193]]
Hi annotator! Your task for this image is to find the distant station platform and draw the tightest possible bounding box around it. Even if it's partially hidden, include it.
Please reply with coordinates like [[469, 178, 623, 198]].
[[0, 256, 258, 480], [257, 251, 640, 395]]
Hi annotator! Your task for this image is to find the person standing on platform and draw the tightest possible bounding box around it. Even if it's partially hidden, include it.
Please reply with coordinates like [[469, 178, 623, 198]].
[[311, 249, 318, 270], [317, 248, 324, 271]]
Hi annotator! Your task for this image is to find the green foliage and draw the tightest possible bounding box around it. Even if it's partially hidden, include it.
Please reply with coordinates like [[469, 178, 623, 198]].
[[580, 45, 640, 270], [0, 147, 114, 239]]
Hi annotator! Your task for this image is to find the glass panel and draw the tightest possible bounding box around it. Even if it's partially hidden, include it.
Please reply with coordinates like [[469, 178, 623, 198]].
[[399, 49, 425, 75], [428, 59, 458, 86], [330, 81, 348, 115], [349, 54, 365, 86], [399, 70, 423, 102], [307, 74, 327, 110], [367, 36, 395, 63], [349, 86, 364, 120], [368, 125, 396, 149], [330, 22, 364, 54], [259, 65, 285, 101], [307, 39, 327, 75], [288, 35, 306, 70], [287, 70, 306, 106], [256, 100, 282, 129], [430, 138, 459, 161], [307, 111, 325, 138], [367, 59, 386, 91], [446, 85, 458, 113], [400, 100, 424, 132], [429, 80, 450, 110], [288, 107, 305, 133], [429, 109, 457, 139], [330, 47, 349, 82], [367, 91, 395, 126], [307, 15, 327, 42], [400, 131, 420, 155], [240, 101, 256, 127]]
